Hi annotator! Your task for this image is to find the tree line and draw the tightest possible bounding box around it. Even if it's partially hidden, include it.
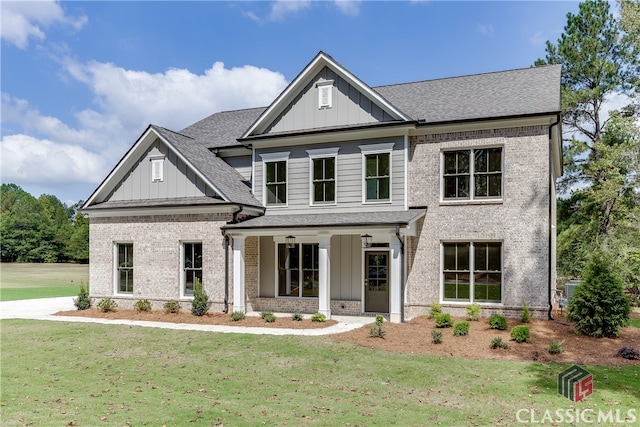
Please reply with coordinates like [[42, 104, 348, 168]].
[[1, 183, 89, 263]]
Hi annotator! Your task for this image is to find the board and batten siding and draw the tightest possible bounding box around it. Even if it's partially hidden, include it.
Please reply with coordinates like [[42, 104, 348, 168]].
[[254, 137, 405, 214], [108, 139, 218, 201], [222, 155, 252, 182], [264, 67, 394, 134]]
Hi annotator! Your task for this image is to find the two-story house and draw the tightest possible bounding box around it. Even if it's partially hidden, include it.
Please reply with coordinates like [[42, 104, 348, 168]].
[[82, 52, 562, 322]]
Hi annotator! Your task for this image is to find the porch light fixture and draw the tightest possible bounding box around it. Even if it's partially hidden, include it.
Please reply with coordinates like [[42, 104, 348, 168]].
[[361, 234, 372, 248], [285, 235, 296, 249]]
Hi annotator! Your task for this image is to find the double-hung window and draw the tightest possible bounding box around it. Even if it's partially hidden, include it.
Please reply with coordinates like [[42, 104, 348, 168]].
[[308, 148, 338, 205], [443, 242, 502, 303], [277, 243, 319, 298], [261, 152, 289, 207], [360, 143, 394, 203], [443, 148, 502, 200], [183, 242, 203, 296], [116, 243, 133, 293]]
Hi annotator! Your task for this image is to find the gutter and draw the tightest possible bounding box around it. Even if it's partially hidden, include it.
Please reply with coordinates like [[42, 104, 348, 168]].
[[548, 113, 561, 320]]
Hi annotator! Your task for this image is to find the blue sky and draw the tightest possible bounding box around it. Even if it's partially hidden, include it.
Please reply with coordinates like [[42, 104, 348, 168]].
[[1, 0, 586, 204]]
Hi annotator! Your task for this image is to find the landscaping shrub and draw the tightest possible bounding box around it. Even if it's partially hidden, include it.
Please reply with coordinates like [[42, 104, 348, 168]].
[[262, 312, 276, 323], [260, 311, 274, 319], [520, 299, 532, 323], [429, 302, 442, 318], [431, 329, 443, 344], [73, 284, 91, 310], [617, 346, 640, 360], [369, 314, 386, 338], [490, 337, 509, 349], [466, 303, 481, 321], [97, 298, 118, 313], [434, 312, 453, 328], [134, 299, 152, 312], [191, 279, 211, 316], [291, 312, 304, 321], [489, 314, 508, 330], [231, 311, 245, 321], [311, 312, 326, 322], [548, 340, 564, 354], [567, 251, 631, 338], [163, 300, 181, 314], [510, 325, 530, 343], [453, 321, 470, 336]]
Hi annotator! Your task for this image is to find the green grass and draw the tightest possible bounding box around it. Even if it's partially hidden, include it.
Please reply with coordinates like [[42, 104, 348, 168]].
[[1, 320, 638, 427], [0, 263, 88, 301]]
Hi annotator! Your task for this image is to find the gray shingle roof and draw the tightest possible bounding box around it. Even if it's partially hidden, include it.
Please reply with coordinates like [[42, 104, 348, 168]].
[[223, 208, 426, 230], [180, 107, 265, 149], [151, 125, 262, 208]]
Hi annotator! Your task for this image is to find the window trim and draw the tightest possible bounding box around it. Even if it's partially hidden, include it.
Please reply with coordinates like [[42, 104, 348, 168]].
[[114, 242, 133, 295], [260, 152, 290, 208], [440, 146, 504, 204], [360, 143, 394, 204], [180, 241, 203, 298], [440, 241, 503, 305], [307, 147, 339, 206]]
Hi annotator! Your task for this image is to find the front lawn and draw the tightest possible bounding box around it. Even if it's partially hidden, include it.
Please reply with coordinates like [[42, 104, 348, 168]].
[[0, 263, 88, 301], [1, 320, 638, 426]]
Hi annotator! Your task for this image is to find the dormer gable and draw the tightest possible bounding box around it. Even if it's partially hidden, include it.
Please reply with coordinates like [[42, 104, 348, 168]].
[[241, 51, 411, 139]]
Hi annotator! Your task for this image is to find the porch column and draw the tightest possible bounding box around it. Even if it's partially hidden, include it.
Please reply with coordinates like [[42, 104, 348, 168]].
[[390, 235, 402, 323], [233, 236, 246, 313], [318, 235, 331, 318]]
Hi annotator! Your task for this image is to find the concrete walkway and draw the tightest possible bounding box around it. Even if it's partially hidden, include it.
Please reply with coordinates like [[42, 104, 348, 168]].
[[0, 297, 371, 336]]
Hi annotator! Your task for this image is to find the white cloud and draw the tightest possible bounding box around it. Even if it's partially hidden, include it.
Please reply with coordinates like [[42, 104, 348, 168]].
[[269, 0, 312, 20], [334, 1, 361, 16], [477, 24, 494, 37], [1, 0, 87, 49]]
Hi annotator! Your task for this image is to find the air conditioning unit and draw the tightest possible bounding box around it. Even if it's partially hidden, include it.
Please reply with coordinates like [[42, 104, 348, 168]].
[[565, 280, 582, 302]]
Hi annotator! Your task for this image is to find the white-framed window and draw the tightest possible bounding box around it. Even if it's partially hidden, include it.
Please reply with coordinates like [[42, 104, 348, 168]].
[[360, 143, 394, 203], [182, 242, 203, 296], [317, 81, 333, 109], [307, 147, 339, 206], [115, 243, 133, 294], [442, 147, 503, 201], [151, 157, 165, 182], [260, 152, 289, 207], [442, 241, 502, 303], [277, 243, 319, 298]]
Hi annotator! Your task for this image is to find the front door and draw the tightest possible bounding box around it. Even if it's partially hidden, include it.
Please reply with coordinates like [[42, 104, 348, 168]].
[[364, 251, 389, 313]]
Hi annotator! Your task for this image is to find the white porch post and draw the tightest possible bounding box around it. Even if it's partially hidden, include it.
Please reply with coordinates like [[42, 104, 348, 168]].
[[318, 235, 331, 318], [232, 236, 246, 313], [390, 235, 402, 323]]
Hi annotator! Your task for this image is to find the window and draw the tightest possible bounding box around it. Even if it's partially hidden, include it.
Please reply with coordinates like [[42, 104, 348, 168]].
[[183, 242, 202, 296], [443, 242, 502, 303], [365, 152, 391, 201], [317, 81, 333, 109], [151, 157, 164, 182], [116, 243, 133, 293], [261, 152, 290, 207], [443, 148, 502, 200], [277, 243, 319, 297]]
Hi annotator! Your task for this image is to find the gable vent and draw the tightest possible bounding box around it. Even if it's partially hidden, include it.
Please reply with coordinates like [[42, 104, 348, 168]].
[[317, 81, 333, 109]]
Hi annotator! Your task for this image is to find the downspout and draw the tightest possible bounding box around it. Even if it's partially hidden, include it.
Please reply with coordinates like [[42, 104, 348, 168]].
[[395, 224, 406, 323], [548, 113, 561, 321], [222, 205, 244, 314]]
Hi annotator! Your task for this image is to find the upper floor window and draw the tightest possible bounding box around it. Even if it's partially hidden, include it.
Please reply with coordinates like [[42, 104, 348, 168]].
[[443, 148, 502, 201], [260, 152, 290, 207], [116, 243, 133, 293], [308, 147, 339, 206], [182, 242, 202, 296], [317, 81, 333, 109], [360, 143, 394, 203]]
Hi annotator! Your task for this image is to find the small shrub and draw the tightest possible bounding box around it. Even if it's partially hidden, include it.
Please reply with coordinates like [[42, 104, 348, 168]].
[[191, 279, 212, 316], [231, 311, 245, 321], [429, 303, 442, 318], [431, 329, 443, 344], [369, 314, 386, 338], [97, 298, 118, 313], [510, 325, 530, 343], [291, 313, 304, 321], [617, 346, 640, 360], [311, 312, 326, 322], [260, 311, 274, 319], [489, 314, 508, 330], [262, 312, 276, 323], [134, 299, 152, 312], [163, 300, 181, 314], [453, 321, 470, 336], [520, 299, 532, 323], [490, 337, 510, 349], [466, 303, 481, 321], [548, 340, 564, 354], [73, 284, 91, 310], [434, 312, 453, 328]]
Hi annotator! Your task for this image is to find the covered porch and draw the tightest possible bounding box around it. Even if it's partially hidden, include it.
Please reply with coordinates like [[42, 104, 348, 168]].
[[223, 209, 425, 323]]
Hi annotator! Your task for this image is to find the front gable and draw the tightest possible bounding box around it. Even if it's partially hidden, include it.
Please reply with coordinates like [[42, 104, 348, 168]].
[[243, 51, 411, 139]]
